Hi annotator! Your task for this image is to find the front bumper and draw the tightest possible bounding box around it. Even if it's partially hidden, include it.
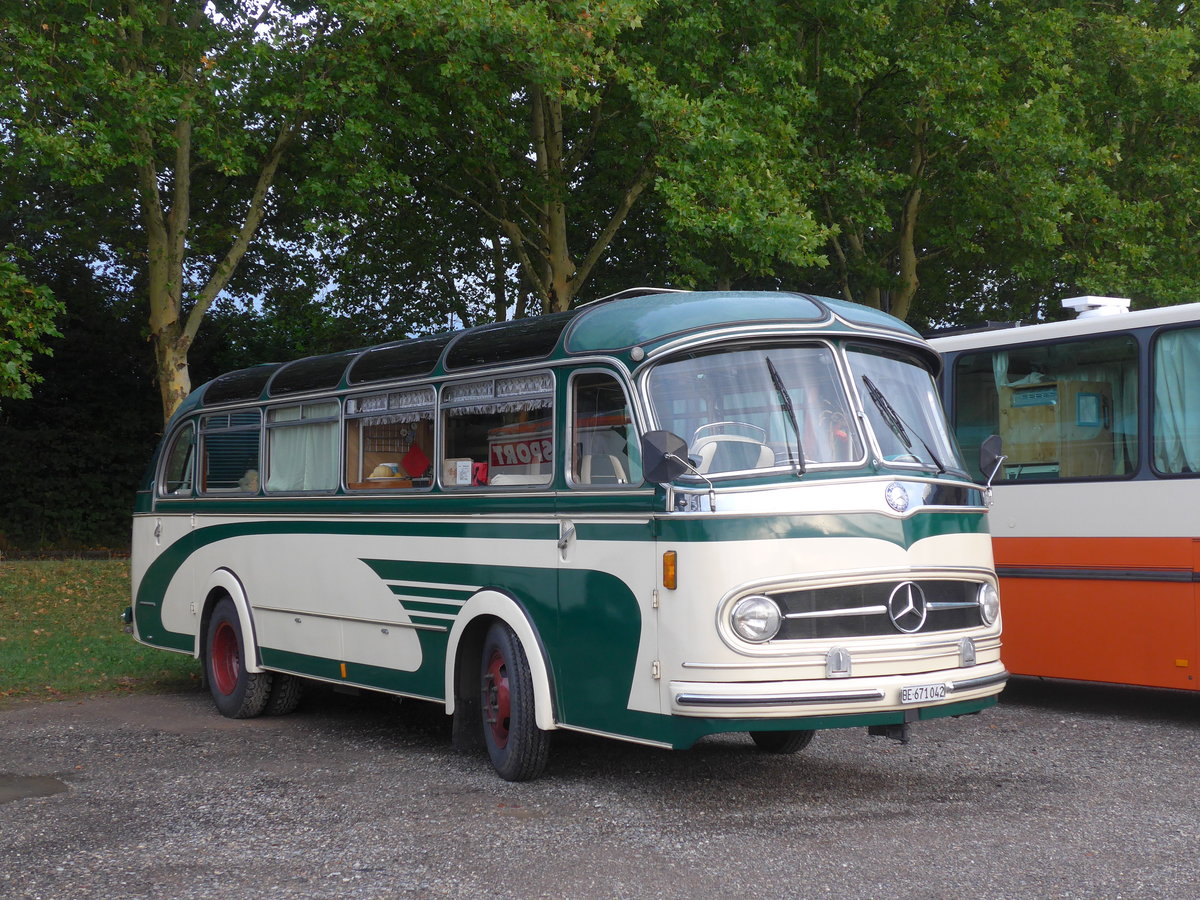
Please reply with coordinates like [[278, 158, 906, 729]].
[[670, 661, 1008, 718]]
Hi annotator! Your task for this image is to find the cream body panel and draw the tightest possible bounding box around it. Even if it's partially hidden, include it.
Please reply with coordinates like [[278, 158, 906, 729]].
[[988, 479, 1196, 539], [655, 530, 1000, 707]]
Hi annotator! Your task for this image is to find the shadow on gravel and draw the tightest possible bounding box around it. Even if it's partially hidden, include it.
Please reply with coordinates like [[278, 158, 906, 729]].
[[286, 682, 949, 799], [1000, 674, 1200, 725]]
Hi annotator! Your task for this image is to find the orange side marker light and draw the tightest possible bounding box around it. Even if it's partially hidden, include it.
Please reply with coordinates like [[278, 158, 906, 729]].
[[662, 551, 678, 591]]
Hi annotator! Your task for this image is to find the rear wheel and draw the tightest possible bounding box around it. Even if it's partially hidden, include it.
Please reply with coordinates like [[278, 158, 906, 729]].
[[480, 622, 549, 781], [264, 673, 304, 716], [205, 597, 271, 719], [749, 729, 815, 754]]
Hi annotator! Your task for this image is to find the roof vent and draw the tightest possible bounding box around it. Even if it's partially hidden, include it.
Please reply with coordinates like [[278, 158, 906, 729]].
[[1061, 295, 1131, 318]]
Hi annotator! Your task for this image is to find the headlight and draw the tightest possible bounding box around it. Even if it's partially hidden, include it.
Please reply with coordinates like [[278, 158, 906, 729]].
[[978, 583, 1000, 626], [730, 595, 782, 643]]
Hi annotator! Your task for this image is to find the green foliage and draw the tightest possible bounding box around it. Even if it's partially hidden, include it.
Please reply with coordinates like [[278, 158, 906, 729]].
[[630, 0, 833, 286], [0, 2, 1198, 547], [0, 247, 64, 403], [0, 560, 197, 703], [768, 0, 1200, 324]]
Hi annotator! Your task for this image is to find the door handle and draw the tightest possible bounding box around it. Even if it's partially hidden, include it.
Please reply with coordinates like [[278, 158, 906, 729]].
[[557, 521, 576, 552]]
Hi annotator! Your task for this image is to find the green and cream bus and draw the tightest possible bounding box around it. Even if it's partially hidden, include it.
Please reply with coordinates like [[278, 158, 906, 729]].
[[128, 289, 1007, 780]]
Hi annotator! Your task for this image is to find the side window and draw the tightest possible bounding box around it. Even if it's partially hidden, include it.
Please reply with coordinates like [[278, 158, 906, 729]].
[[569, 372, 641, 487], [264, 400, 340, 492], [159, 422, 195, 496], [442, 373, 554, 488], [345, 388, 435, 490], [952, 335, 1138, 481], [1152, 327, 1200, 475], [201, 410, 262, 493]]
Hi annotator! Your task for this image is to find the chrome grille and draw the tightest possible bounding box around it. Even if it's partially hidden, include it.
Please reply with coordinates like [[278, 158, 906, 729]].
[[772, 580, 982, 640]]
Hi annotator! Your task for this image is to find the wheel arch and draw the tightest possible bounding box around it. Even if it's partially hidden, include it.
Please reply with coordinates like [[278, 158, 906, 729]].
[[445, 589, 557, 732], [195, 568, 264, 673]]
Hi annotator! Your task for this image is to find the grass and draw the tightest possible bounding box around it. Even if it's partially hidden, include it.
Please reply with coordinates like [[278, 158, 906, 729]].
[[0, 559, 198, 705]]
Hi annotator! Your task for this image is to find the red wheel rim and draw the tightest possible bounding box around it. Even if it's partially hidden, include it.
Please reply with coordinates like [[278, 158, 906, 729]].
[[211, 620, 241, 696], [483, 649, 510, 748]]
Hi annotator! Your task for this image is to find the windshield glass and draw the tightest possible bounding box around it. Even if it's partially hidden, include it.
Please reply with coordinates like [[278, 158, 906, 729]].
[[847, 344, 966, 474], [646, 343, 864, 475]]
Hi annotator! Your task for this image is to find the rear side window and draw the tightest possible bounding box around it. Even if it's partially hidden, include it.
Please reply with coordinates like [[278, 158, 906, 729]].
[[1153, 326, 1200, 475], [265, 401, 340, 493], [345, 388, 436, 490], [200, 410, 262, 493], [441, 373, 554, 488]]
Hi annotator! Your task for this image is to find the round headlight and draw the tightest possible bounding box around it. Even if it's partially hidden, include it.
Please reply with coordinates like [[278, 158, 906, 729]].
[[730, 595, 782, 643], [978, 583, 1000, 626]]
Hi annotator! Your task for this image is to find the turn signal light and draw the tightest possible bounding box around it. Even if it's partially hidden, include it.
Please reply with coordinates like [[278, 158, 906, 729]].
[[662, 551, 678, 590]]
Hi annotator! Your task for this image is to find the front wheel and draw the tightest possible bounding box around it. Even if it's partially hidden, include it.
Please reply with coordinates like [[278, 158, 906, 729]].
[[749, 729, 815, 754], [205, 597, 272, 719], [480, 622, 550, 781]]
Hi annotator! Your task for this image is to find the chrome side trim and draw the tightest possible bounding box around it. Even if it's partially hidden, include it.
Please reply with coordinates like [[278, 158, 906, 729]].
[[555, 724, 672, 749], [674, 688, 885, 707], [681, 631, 1002, 668], [948, 670, 1009, 693], [252, 604, 448, 633]]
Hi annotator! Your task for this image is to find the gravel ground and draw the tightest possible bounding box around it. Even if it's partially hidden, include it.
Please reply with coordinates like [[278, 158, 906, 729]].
[[1, 677, 1198, 900]]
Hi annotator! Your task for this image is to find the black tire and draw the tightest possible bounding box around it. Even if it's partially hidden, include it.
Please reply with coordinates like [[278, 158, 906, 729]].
[[264, 673, 304, 716], [749, 729, 815, 754], [204, 597, 271, 719], [480, 622, 550, 781]]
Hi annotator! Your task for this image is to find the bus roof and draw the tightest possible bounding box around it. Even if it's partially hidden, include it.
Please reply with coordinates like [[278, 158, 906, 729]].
[[182, 290, 933, 418], [929, 300, 1200, 353]]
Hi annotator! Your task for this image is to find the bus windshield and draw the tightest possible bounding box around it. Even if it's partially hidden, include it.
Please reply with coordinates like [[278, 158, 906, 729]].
[[846, 344, 965, 474], [645, 343, 864, 474]]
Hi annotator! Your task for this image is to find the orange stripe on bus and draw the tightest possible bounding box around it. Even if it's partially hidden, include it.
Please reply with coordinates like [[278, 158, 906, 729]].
[[991, 536, 1199, 691]]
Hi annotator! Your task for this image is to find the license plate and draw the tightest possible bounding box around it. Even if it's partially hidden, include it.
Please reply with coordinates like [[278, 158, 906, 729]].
[[900, 683, 946, 704]]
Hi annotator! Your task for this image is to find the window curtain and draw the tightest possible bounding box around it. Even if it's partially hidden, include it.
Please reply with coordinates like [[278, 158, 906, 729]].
[[266, 421, 338, 491], [1154, 329, 1200, 474]]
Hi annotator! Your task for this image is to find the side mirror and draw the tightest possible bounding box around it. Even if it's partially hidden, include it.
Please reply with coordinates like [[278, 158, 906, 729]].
[[640, 430, 691, 484], [980, 434, 1006, 488]]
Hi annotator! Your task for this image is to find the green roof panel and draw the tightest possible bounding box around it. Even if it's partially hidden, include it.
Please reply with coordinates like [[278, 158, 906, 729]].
[[566, 291, 829, 354], [821, 295, 924, 338]]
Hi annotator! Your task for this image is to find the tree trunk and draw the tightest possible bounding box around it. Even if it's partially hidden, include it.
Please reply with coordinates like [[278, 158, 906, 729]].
[[532, 87, 576, 313], [889, 123, 928, 323]]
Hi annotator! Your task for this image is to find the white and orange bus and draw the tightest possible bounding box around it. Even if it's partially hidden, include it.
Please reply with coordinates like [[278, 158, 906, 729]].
[[932, 296, 1200, 691]]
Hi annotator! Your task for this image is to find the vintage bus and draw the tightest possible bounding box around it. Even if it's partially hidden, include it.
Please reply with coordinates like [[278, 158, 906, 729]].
[[128, 289, 1006, 780], [932, 295, 1200, 692]]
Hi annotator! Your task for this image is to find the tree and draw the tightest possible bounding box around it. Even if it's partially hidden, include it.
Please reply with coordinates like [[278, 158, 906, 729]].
[[2, 1, 404, 421], [0, 247, 64, 405], [772, 0, 1200, 326], [322, 0, 833, 316]]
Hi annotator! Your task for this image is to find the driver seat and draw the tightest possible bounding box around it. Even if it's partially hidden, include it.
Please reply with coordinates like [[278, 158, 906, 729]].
[[693, 435, 775, 474]]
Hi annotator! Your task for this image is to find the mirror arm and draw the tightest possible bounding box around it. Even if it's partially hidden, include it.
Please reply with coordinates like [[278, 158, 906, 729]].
[[665, 453, 717, 513], [986, 454, 1007, 487], [984, 453, 1007, 504]]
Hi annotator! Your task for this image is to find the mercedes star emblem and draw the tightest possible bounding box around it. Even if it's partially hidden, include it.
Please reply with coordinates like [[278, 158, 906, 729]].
[[887, 582, 928, 633], [885, 481, 910, 513]]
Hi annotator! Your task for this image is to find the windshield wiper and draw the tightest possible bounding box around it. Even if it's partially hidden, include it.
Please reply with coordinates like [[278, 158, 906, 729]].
[[860, 375, 945, 474], [765, 356, 806, 477]]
